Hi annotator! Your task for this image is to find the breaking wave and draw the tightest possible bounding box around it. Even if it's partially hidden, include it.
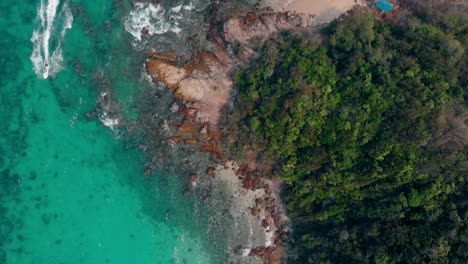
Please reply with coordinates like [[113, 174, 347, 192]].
[[30, 0, 73, 79], [124, 2, 193, 42]]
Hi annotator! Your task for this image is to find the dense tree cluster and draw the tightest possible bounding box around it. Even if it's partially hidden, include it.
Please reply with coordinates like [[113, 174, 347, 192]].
[[223, 7, 467, 263]]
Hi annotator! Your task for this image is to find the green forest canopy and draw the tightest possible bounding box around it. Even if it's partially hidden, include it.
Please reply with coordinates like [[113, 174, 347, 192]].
[[224, 7, 467, 264]]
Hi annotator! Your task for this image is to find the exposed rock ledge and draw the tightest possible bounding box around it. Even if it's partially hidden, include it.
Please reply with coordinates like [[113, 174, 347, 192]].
[[223, 11, 314, 45], [143, 3, 361, 263], [146, 11, 313, 127], [147, 49, 234, 126]]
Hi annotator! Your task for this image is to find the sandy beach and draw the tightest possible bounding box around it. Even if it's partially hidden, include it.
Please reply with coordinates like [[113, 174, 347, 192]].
[[286, 0, 356, 13], [262, 0, 366, 25], [287, 0, 362, 22], [261, 0, 364, 24]]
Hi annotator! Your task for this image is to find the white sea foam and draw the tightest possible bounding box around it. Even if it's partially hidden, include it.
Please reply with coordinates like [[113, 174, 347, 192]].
[[30, 0, 73, 79], [98, 92, 119, 129], [182, 4, 194, 11], [171, 4, 183, 13], [124, 2, 193, 42], [60, 3, 73, 37], [99, 112, 119, 128], [44, 0, 59, 60], [242, 248, 251, 257], [141, 63, 155, 84]]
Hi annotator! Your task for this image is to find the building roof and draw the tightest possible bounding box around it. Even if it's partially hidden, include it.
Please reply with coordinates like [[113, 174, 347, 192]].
[[376, 0, 394, 12]]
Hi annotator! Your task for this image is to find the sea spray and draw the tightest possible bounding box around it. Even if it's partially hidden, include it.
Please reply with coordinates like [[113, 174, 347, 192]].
[[123, 1, 209, 47], [97, 91, 120, 130], [30, 0, 73, 78], [124, 2, 184, 42]]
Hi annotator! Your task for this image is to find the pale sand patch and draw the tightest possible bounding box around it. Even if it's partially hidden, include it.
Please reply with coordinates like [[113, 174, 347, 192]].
[[287, 0, 355, 14], [276, 0, 365, 24], [259, 0, 294, 10]]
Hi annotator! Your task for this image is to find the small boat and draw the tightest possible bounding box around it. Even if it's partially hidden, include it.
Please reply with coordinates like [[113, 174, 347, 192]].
[[42, 63, 49, 79]]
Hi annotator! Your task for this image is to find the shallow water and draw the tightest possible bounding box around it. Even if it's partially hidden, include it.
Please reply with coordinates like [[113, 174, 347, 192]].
[[0, 0, 223, 263]]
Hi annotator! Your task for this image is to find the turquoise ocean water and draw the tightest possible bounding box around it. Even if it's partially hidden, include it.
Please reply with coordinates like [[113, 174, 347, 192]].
[[0, 0, 222, 263]]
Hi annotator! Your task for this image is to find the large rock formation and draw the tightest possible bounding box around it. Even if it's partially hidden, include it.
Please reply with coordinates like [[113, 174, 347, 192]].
[[223, 11, 313, 45], [146, 50, 233, 125], [146, 11, 313, 128]]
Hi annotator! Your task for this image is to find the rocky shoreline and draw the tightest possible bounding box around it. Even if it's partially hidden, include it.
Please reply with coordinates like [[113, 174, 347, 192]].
[[136, 0, 363, 262], [144, 9, 312, 262]]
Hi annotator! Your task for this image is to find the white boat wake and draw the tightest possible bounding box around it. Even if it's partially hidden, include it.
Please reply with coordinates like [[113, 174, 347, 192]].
[[30, 0, 73, 79]]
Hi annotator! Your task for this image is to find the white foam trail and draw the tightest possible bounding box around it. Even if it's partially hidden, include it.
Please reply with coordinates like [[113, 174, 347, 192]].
[[30, 0, 73, 79], [44, 0, 59, 60], [60, 3, 73, 37]]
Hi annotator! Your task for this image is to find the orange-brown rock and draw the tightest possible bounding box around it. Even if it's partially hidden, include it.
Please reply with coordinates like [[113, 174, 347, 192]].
[[178, 121, 198, 135], [180, 107, 198, 121], [267, 245, 284, 264], [184, 139, 197, 145], [186, 174, 198, 191], [146, 59, 187, 89], [249, 245, 283, 264], [251, 207, 261, 217], [207, 167, 216, 177], [146, 51, 233, 125], [223, 11, 313, 45], [189, 174, 198, 181], [249, 246, 268, 256], [166, 136, 183, 144], [243, 178, 255, 190], [146, 52, 179, 62], [198, 128, 223, 157], [200, 140, 221, 156]]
